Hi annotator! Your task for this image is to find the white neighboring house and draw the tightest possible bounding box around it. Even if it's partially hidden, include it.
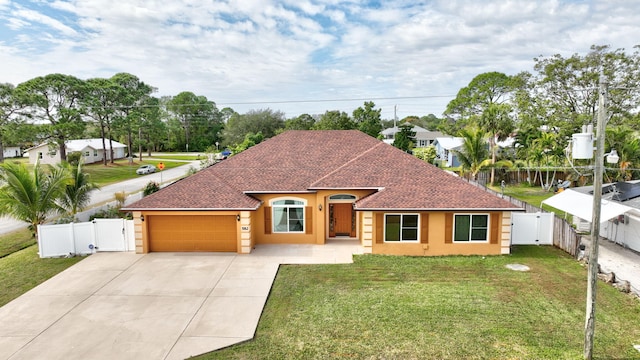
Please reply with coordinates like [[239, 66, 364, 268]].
[[381, 125, 445, 148], [542, 182, 640, 253], [2, 146, 21, 159], [27, 139, 127, 165], [433, 137, 464, 167]]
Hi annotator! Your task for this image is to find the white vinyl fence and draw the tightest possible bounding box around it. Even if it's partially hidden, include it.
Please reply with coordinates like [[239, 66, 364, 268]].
[[37, 219, 135, 258], [511, 212, 554, 245]]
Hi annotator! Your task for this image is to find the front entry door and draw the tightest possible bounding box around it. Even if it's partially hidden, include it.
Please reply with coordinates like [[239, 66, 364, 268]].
[[329, 203, 355, 237]]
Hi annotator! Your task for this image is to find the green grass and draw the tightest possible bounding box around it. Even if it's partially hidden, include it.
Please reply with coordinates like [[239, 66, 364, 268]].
[[0, 228, 34, 258], [197, 246, 640, 360], [84, 159, 188, 186], [490, 183, 570, 218], [0, 245, 84, 307]]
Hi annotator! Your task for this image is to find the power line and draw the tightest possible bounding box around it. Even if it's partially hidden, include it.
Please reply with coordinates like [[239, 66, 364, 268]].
[[216, 95, 455, 106], [85, 94, 455, 110]]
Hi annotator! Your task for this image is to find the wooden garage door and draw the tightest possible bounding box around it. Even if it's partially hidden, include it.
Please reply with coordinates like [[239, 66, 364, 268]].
[[148, 215, 237, 252]]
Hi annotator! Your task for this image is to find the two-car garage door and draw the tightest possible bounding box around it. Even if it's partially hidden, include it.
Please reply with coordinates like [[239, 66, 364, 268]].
[[147, 215, 237, 252]]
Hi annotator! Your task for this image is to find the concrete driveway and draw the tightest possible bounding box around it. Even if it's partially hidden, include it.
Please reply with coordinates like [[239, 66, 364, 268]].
[[0, 241, 363, 360]]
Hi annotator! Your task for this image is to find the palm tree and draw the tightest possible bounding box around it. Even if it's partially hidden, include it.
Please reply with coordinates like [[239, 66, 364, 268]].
[[59, 161, 99, 218], [532, 132, 560, 190], [0, 162, 69, 237], [606, 126, 640, 181], [454, 127, 491, 181]]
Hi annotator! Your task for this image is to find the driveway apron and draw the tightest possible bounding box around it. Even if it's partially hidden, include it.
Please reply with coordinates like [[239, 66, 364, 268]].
[[0, 241, 363, 360]]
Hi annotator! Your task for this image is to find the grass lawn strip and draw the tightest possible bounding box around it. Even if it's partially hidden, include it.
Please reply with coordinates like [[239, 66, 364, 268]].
[[0, 228, 35, 259], [198, 246, 640, 360], [0, 245, 84, 307]]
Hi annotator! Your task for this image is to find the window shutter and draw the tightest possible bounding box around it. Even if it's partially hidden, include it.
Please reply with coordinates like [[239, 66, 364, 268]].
[[420, 213, 429, 244], [264, 206, 272, 234], [375, 213, 384, 244], [445, 213, 453, 244], [490, 213, 500, 244], [305, 206, 312, 234]]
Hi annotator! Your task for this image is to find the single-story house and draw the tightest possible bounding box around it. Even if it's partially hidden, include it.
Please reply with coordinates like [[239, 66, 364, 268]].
[[2, 146, 21, 159], [382, 125, 446, 148], [123, 130, 522, 256], [27, 139, 127, 165]]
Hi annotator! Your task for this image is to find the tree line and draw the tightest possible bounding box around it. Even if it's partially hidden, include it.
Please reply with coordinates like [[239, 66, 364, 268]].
[[0, 72, 403, 163], [440, 45, 640, 186]]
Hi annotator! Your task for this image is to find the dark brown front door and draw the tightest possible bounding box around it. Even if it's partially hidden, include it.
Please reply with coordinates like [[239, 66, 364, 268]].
[[330, 203, 355, 237]]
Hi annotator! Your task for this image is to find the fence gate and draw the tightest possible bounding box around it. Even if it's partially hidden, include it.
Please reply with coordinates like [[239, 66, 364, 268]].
[[511, 212, 554, 245], [94, 219, 128, 251]]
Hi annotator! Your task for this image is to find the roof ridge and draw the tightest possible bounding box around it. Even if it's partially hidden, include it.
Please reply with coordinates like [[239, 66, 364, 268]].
[[310, 141, 386, 188]]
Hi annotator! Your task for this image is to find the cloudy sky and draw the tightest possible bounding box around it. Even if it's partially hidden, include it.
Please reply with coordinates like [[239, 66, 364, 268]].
[[0, 0, 638, 119]]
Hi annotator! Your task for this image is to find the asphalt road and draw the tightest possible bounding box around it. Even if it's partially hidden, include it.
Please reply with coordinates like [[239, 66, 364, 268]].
[[0, 159, 200, 235]]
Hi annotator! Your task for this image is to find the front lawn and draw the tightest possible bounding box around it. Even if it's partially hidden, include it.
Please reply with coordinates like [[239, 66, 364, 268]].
[[198, 246, 640, 359], [0, 245, 84, 307], [83, 159, 185, 186]]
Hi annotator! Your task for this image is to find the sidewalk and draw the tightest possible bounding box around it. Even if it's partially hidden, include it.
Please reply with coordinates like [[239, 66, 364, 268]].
[[597, 238, 640, 296]]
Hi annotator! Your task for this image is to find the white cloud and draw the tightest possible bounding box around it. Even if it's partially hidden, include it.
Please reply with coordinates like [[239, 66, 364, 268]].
[[1, 0, 639, 118], [11, 7, 78, 37]]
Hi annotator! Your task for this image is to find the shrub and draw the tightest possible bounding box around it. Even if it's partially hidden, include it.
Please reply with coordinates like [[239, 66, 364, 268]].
[[114, 191, 126, 207], [143, 181, 160, 197], [66, 152, 82, 166]]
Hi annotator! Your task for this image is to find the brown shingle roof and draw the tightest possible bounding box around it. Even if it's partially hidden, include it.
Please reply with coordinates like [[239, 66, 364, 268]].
[[124, 130, 520, 211]]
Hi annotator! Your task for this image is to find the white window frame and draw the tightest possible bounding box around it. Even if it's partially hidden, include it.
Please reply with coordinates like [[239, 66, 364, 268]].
[[270, 197, 307, 234], [453, 213, 489, 243], [384, 213, 420, 243]]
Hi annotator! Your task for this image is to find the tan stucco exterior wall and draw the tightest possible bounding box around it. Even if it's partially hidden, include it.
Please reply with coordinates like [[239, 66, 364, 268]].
[[133, 195, 514, 257], [251, 190, 376, 245], [372, 211, 509, 256]]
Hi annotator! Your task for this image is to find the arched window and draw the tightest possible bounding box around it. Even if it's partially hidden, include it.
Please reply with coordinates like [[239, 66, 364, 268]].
[[271, 198, 307, 233], [329, 194, 356, 201]]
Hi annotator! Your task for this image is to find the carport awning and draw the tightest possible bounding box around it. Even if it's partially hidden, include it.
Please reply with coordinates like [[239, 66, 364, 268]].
[[542, 189, 634, 222]]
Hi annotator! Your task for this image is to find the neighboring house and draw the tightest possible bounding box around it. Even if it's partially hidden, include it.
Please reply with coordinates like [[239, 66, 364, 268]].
[[433, 137, 464, 167], [27, 139, 127, 165], [2, 146, 21, 159], [543, 181, 640, 253], [123, 130, 522, 256], [382, 125, 446, 148]]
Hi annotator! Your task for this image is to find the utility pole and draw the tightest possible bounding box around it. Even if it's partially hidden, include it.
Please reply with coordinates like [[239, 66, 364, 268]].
[[584, 72, 607, 360]]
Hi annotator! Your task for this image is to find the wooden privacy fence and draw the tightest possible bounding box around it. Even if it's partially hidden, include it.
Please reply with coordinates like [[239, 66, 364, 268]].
[[463, 177, 582, 257]]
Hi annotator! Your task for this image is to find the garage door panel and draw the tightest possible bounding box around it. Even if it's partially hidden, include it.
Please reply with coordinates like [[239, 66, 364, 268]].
[[148, 215, 237, 252]]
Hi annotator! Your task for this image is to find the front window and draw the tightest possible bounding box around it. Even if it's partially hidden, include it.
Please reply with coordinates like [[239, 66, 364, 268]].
[[454, 214, 489, 242], [272, 199, 305, 233], [93, 150, 98, 156], [384, 214, 419, 242], [84, 151, 90, 157]]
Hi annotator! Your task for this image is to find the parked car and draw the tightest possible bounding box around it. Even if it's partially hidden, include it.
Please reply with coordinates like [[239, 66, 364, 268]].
[[136, 165, 156, 175]]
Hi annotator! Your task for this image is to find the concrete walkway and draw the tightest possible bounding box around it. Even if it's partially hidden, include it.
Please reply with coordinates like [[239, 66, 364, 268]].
[[596, 238, 640, 296], [0, 241, 364, 360]]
